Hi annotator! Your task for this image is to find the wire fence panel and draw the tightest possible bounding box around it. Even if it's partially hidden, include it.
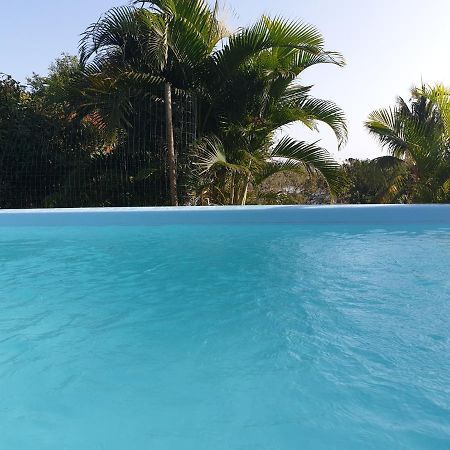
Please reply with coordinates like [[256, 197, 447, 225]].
[[0, 87, 197, 208]]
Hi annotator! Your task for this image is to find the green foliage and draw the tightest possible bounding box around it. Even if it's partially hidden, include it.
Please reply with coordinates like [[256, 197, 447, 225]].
[[0, 67, 169, 208], [13, 3, 450, 208], [366, 84, 450, 203], [45, 2, 346, 206], [73, 2, 227, 204], [4, 3, 448, 207], [336, 158, 412, 204], [0, 73, 95, 207], [191, 15, 347, 204], [27, 54, 81, 108]]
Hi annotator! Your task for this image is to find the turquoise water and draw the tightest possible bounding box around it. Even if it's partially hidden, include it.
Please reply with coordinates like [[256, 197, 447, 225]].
[[0, 223, 449, 449]]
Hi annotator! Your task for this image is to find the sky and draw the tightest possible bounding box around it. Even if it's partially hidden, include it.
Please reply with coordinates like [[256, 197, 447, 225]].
[[1, 0, 450, 160]]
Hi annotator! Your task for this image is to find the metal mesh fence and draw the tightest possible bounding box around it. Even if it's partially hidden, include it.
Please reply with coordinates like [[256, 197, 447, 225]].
[[0, 88, 197, 208]]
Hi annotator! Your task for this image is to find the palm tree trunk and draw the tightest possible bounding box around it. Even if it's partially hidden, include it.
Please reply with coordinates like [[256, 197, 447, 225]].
[[241, 180, 250, 205], [241, 161, 252, 205], [164, 82, 178, 206], [230, 172, 235, 205]]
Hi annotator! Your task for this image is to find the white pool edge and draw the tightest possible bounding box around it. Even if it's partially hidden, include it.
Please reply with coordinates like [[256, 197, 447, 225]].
[[0, 204, 449, 226]]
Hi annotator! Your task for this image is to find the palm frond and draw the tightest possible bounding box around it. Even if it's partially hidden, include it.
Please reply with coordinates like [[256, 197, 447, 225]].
[[370, 155, 405, 170], [211, 16, 324, 79], [261, 136, 342, 191], [79, 6, 143, 65], [365, 107, 409, 157], [279, 88, 347, 146], [193, 135, 247, 174]]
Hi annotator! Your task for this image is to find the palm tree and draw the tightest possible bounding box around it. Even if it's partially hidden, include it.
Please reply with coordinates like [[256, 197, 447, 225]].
[[78, 1, 226, 205], [366, 84, 450, 203], [193, 16, 347, 204]]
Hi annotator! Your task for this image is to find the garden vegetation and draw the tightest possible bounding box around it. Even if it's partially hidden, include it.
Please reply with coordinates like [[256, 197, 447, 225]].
[[0, 0, 449, 207]]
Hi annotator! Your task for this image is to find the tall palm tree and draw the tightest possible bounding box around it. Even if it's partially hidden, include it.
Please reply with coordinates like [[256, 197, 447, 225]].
[[78, 1, 226, 205], [366, 84, 450, 203]]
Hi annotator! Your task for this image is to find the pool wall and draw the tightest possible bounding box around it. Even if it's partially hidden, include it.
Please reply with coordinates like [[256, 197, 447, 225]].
[[0, 205, 449, 226]]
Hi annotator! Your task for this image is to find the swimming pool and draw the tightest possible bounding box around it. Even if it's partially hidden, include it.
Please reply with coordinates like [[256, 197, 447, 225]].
[[0, 205, 449, 449]]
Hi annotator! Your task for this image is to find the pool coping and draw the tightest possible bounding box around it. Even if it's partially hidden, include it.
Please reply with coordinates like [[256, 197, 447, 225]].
[[0, 204, 449, 226]]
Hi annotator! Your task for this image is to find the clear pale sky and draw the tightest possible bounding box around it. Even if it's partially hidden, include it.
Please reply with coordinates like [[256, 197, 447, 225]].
[[1, 0, 450, 160]]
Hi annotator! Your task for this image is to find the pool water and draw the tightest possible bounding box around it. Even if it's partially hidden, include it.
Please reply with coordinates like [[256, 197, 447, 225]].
[[0, 223, 449, 449]]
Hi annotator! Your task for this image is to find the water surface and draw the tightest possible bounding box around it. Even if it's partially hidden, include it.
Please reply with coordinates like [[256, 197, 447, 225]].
[[0, 223, 449, 449]]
